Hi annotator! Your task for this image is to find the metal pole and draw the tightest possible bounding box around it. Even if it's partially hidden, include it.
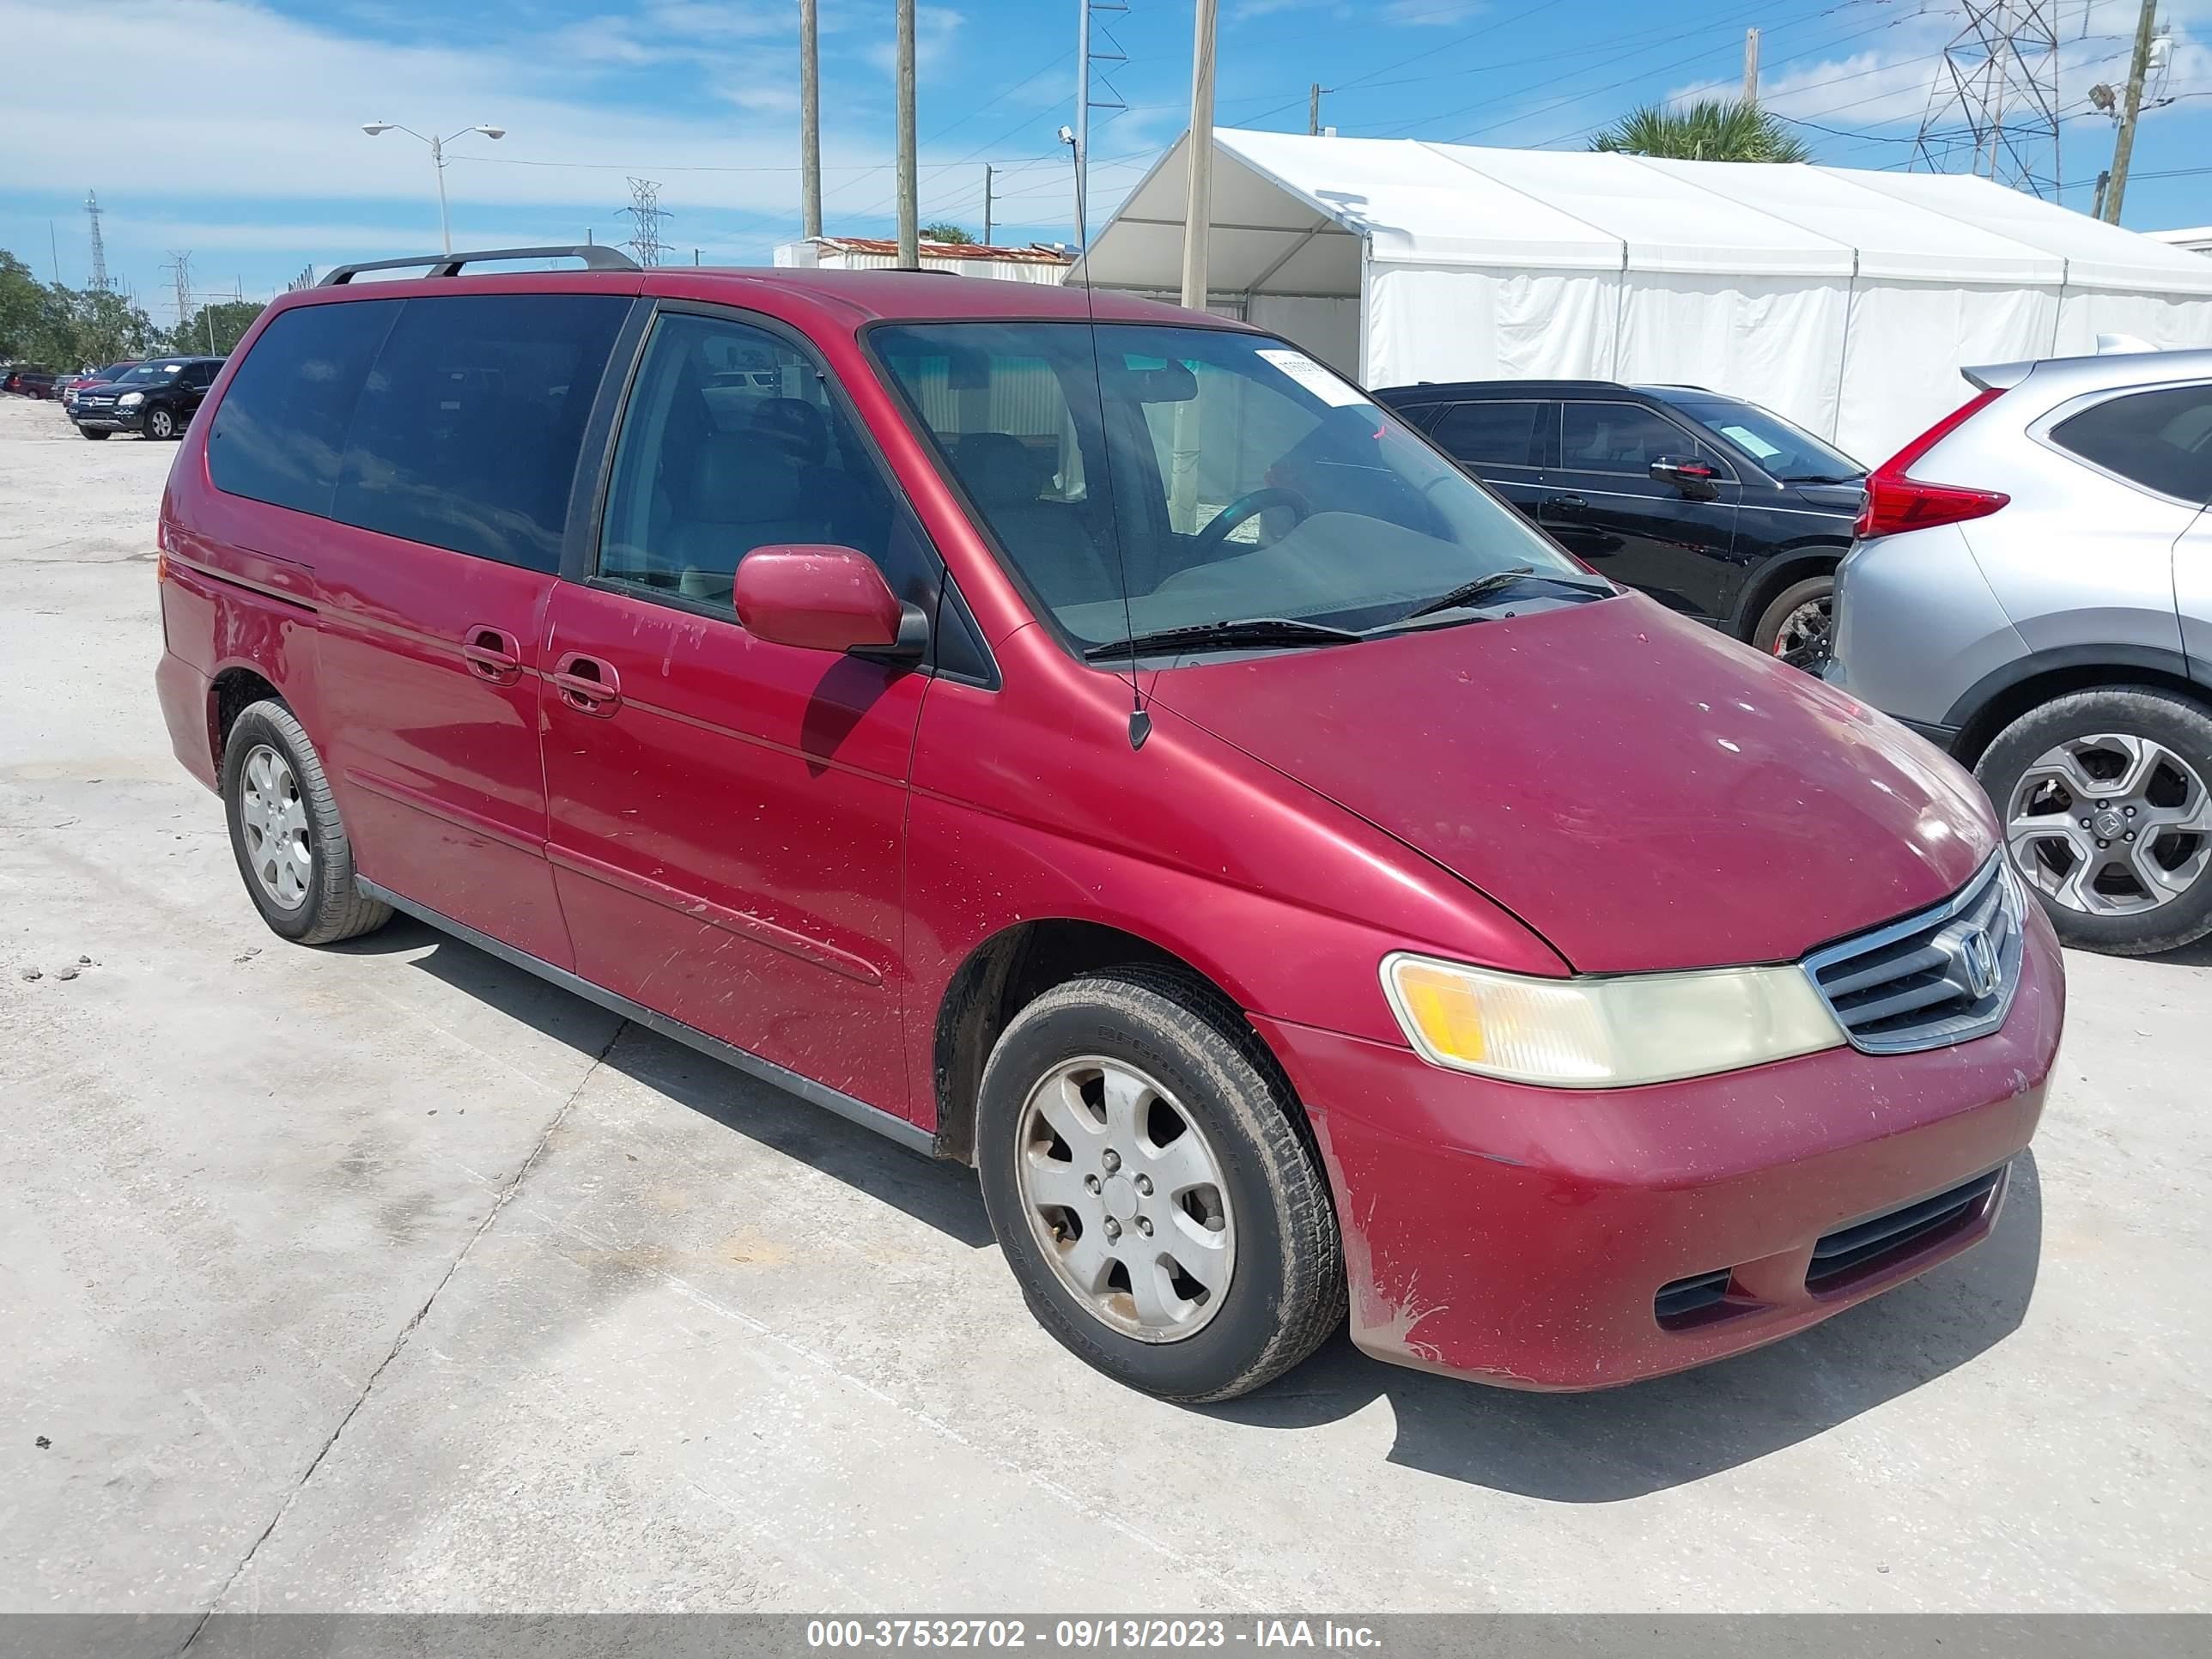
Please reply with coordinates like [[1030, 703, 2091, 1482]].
[[430, 133, 452, 254], [1742, 28, 1760, 106], [48, 221, 61, 285], [799, 0, 823, 240], [2092, 169, 2112, 220], [2104, 0, 2159, 223], [896, 0, 918, 268], [1179, 0, 1217, 313], [983, 164, 994, 246], [1076, 0, 1091, 242]]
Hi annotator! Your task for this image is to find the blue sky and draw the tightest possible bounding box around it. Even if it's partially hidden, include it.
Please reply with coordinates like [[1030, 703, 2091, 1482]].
[[4, 0, 2209, 324]]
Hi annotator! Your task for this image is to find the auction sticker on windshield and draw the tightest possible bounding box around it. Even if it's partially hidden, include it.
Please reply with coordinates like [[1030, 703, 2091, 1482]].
[[1257, 348, 1373, 409]]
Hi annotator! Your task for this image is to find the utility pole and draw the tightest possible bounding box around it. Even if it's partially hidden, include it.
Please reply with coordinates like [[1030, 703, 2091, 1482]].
[[2093, 169, 2112, 220], [983, 164, 994, 246], [2104, 0, 2160, 224], [1308, 82, 1323, 135], [48, 222, 61, 286], [1741, 28, 1760, 106], [896, 0, 918, 269], [799, 0, 822, 240], [1179, 0, 1217, 313]]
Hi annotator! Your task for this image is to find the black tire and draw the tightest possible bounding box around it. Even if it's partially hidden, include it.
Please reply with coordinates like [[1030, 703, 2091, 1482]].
[[78, 426, 110, 441], [221, 699, 392, 945], [1974, 685, 2212, 957], [144, 404, 178, 441], [975, 967, 1345, 1403], [1750, 573, 1834, 663]]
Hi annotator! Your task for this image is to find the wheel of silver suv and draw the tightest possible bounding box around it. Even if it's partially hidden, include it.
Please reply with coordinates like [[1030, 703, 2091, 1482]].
[[1977, 686, 2212, 956]]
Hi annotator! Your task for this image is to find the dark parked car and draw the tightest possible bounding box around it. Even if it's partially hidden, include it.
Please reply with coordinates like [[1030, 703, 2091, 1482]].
[[4, 368, 59, 398], [70, 355, 223, 440], [149, 244, 2056, 1403], [1375, 380, 1867, 662]]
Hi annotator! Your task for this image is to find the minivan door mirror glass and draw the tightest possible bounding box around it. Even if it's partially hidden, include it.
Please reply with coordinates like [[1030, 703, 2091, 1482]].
[[734, 545, 927, 659]]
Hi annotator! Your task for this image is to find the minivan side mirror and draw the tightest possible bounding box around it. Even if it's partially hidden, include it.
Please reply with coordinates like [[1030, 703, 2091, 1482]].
[[733, 545, 927, 661]]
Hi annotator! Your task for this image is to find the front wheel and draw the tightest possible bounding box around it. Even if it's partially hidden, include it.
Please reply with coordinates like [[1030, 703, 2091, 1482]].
[[1751, 574, 1834, 665], [144, 404, 178, 441], [975, 969, 1345, 1402], [78, 426, 110, 441], [1977, 686, 2212, 956], [221, 700, 392, 945]]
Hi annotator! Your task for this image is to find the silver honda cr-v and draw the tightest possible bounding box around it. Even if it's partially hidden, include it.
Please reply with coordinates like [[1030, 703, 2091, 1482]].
[[1826, 347, 2212, 957]]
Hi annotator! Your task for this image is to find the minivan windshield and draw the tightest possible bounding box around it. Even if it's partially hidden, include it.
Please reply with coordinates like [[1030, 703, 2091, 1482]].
[[1657, 394, 1863, 483], [872, 323, 1600, 653]]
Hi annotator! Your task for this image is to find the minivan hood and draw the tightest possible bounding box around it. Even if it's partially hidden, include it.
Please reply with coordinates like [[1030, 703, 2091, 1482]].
[[1149, 594, 1996, 974]]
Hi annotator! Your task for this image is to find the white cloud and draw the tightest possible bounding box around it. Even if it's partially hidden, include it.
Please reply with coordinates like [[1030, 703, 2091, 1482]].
[[862, 5, 966, 78]]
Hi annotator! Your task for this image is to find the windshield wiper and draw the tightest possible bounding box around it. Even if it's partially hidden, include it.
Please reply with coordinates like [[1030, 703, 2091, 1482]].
[[1394, 567, 1609, 624], [1081, 617, 1364, 660]]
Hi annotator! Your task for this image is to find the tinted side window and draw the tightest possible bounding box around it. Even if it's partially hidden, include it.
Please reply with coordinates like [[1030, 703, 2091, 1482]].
[[2052, 385, 2212, 504], [598, 312, 902, 607], [331, 293, 628, 573], [183, 361, 218, 388], [1560, 402, 1707, 475], [208, 301, 396, 517], [1388, 401, 1442, 433], [1431, 400, 1546, 467]]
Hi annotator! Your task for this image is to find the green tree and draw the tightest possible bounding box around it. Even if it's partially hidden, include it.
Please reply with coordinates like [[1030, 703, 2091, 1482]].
[[1, 248, 162, 368], [920, 221, 977, 245], [1590, 99, 1810, 163], [170, 299, 264, 357]]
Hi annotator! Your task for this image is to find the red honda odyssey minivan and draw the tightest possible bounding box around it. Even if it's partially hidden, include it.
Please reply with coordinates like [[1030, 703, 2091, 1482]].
[[154, 246, 2062, 1401]]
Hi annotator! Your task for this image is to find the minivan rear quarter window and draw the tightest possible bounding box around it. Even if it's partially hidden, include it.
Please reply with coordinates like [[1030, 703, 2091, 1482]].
[[2051, 383, 2212, 504], [209, 301, 398, 516]]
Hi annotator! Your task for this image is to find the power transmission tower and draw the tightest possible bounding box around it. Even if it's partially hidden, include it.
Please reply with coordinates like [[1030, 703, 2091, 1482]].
[[167, 250, 193, 332], [1075, 0, 1129, 238], [623, 178, 666, 268], [1911, 0, 2063, 198], [86, 191, 111, 291]]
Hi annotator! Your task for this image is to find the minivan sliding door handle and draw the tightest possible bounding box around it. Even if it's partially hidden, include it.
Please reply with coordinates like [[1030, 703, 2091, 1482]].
[[550, 652, 622, 716], [461, 625, 522, 684]]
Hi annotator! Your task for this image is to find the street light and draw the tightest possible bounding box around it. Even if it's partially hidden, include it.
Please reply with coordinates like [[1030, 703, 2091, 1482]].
[[361, 122, 507, 255]]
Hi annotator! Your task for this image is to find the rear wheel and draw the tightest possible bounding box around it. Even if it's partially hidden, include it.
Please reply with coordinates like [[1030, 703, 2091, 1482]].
[[975, 969, 1345, 1402], [1751, 574, 1834, 666], [221, 700, 392, 945], [1976, 686, 2212, 956]]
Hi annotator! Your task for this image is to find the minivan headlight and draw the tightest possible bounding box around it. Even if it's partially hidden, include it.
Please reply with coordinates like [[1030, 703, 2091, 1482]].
[[118, 391, 144, 405], [1381, 951, 1844, 1088]]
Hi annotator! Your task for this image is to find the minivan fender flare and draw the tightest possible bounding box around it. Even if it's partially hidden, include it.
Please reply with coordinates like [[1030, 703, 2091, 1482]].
[[1942, 642, 2212, 760]]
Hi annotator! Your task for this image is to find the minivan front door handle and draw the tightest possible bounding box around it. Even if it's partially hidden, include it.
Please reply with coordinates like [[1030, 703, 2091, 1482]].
[[550, 652, 622, 716], [461, 625, 522, 684]]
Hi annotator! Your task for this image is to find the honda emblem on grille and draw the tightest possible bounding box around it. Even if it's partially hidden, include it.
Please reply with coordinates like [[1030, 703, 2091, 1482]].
[[1956, 927, 2000, 1000]]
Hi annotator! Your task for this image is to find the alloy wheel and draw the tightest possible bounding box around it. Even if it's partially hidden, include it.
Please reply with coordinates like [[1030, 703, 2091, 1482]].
[[240, 743, 313, 910], [1771, 592, 1831, 660], [2006, 732, 2209, 916], [1013, 1057, 1236, 1343]]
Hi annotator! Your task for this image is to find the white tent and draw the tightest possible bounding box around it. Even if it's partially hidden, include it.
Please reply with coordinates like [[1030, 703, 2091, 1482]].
[[1079, 129, 2212, 462]]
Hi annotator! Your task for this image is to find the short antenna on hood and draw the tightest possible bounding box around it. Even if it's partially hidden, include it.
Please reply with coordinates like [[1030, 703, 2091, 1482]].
[[1060, 123, 1149, 751]]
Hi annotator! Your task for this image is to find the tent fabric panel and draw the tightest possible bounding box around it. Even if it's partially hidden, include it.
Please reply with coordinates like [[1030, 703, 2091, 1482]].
[[1612, 274, 1850, 443], [1364, 262, 1622, 389], [1633, 157, 2063, 286], [1429, 144, 1856, 277], [1835, 280, 2059, 464], [2052, 290, 2212, 357], [1244, 294, 1363, 377]]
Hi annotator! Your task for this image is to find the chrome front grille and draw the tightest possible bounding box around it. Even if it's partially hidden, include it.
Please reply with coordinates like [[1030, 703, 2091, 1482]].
[[1801, 854, 2025, 1054]]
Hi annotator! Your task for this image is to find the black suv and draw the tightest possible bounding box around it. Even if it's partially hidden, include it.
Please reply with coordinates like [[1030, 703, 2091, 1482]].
[[70, 356, 224, 441], [1375, 380, 1868, 662]]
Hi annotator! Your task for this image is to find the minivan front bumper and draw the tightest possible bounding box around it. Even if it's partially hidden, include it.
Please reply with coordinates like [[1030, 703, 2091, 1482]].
[[1252, 903, 2062, 1390]]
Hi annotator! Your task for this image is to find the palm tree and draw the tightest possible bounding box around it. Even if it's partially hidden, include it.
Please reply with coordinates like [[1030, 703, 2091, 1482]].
[[1589, 99, 1810, 164]]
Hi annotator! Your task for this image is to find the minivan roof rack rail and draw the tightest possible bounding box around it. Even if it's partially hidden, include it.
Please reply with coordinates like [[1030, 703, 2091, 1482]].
[[320, 245, 641, 285]]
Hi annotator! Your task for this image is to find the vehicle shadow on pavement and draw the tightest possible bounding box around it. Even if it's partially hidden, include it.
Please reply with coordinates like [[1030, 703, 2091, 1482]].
[[341, 919, 997, 1249], [1204, 1151, 2044, 1501]]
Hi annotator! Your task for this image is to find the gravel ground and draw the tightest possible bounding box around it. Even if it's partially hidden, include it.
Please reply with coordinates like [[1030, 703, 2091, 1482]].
[[2, 392, 2208, 1620]]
